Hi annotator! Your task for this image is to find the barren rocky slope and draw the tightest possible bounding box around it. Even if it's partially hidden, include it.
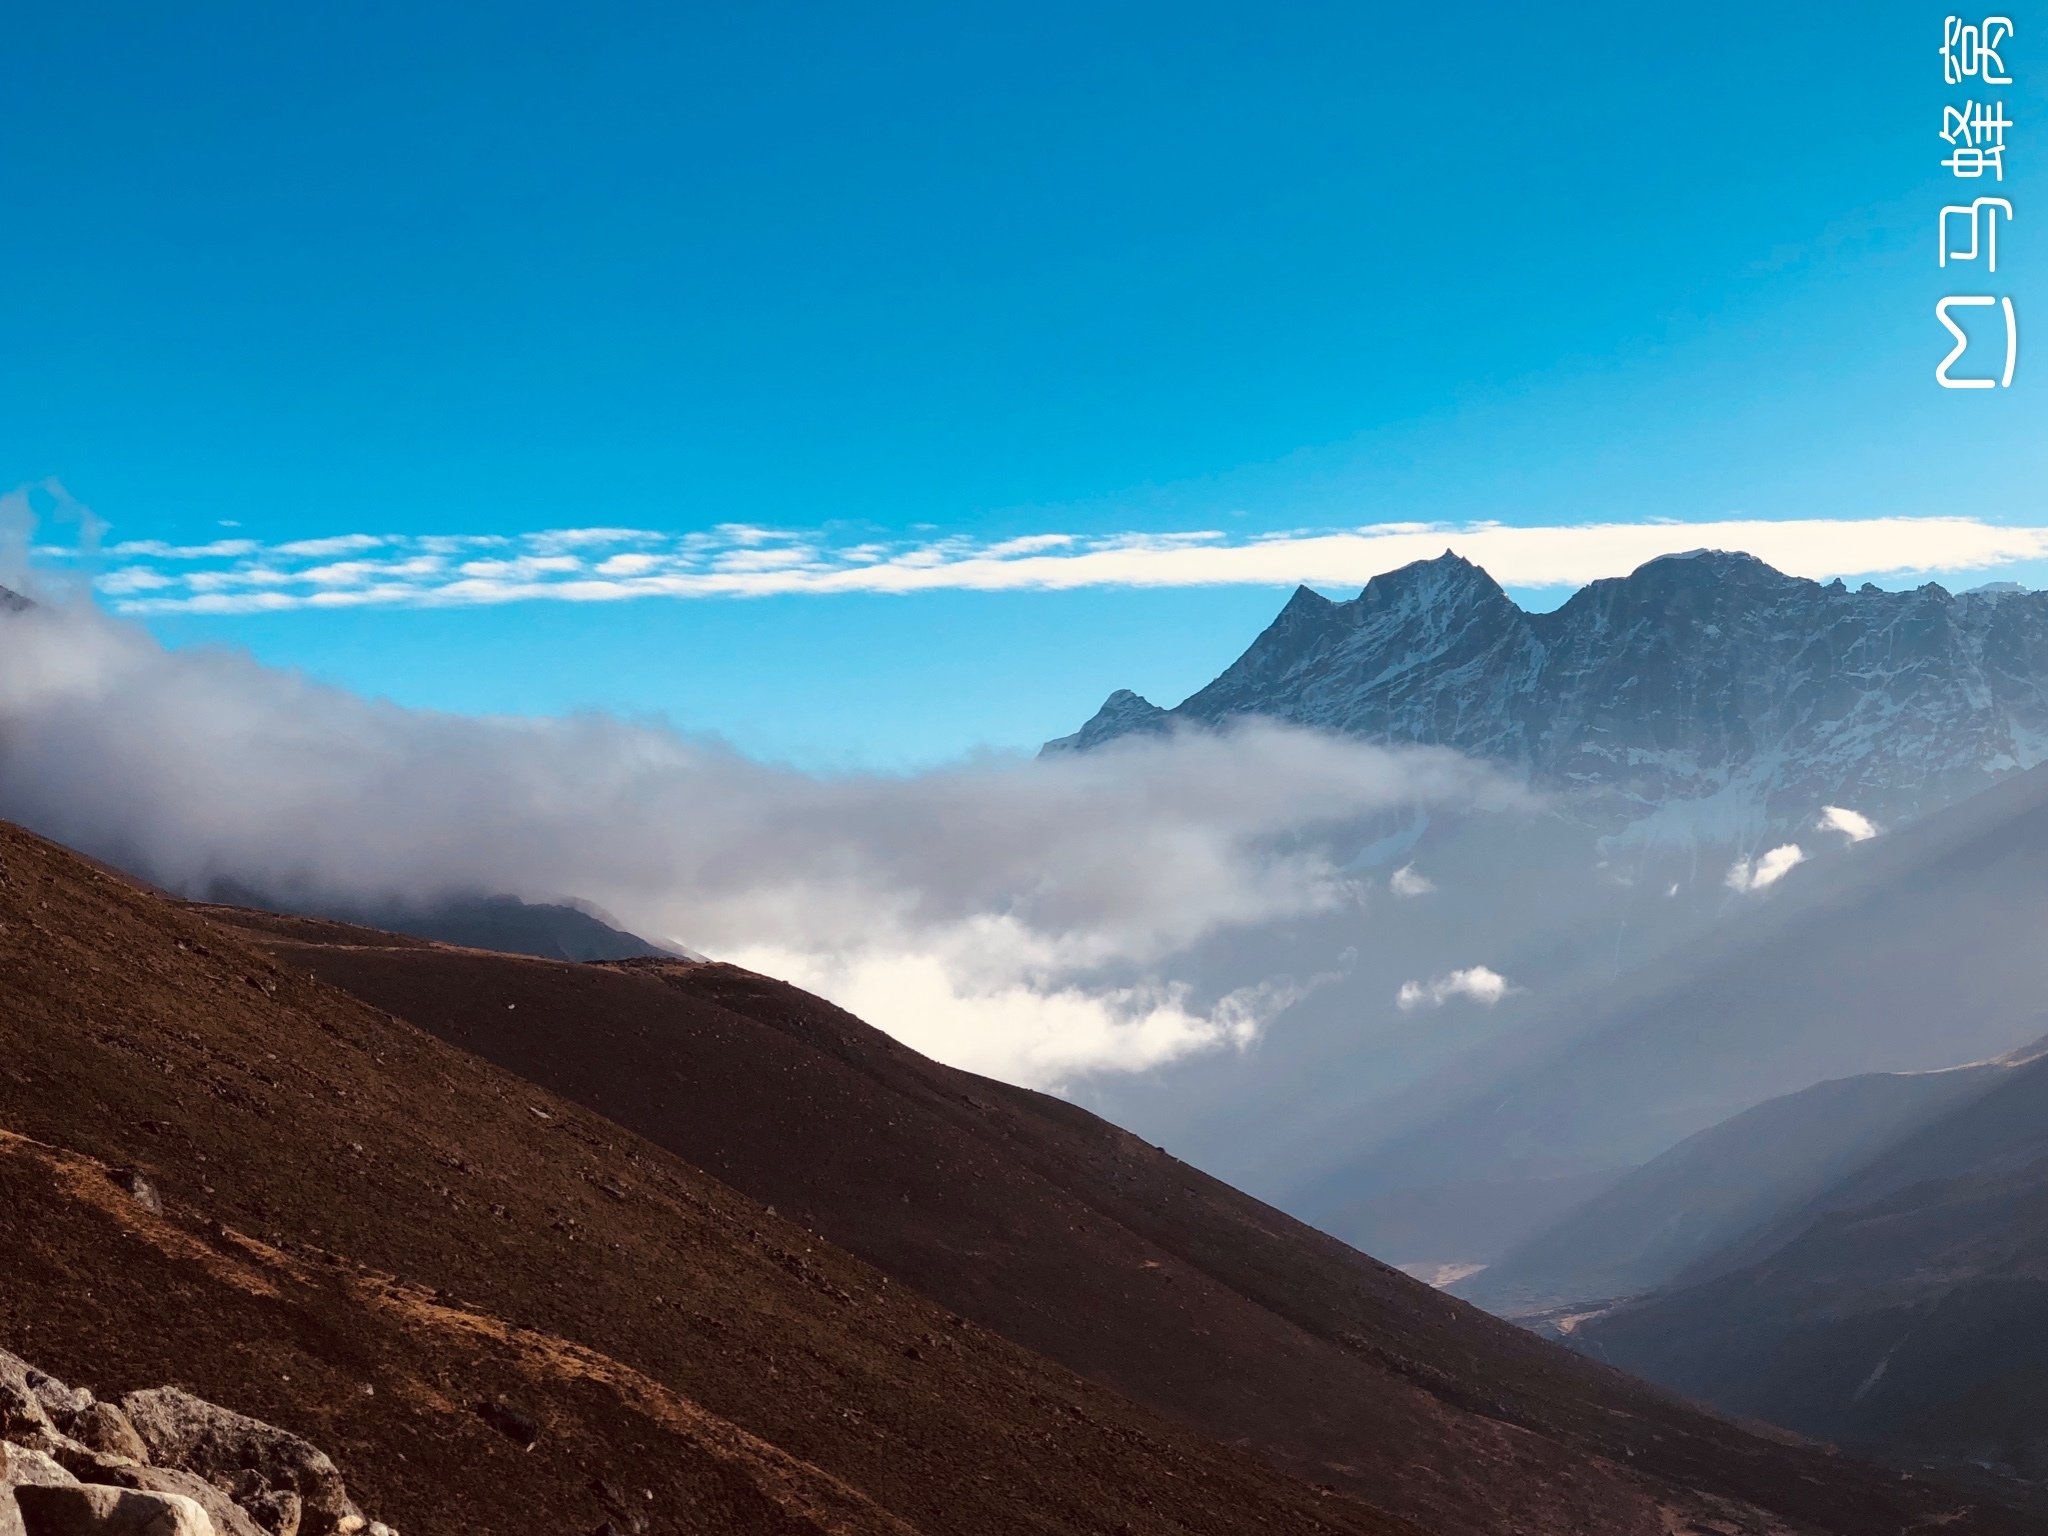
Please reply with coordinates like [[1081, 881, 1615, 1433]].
[[0, 819, 1426, 1536], [199, 903, 2048, 1534]]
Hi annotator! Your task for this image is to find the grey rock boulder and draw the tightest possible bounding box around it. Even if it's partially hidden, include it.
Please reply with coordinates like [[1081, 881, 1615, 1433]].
[[0, 1376, 57, 1448], [222, 1485, 296, 1536], [24, 1378, 88, 1427], [13, 1483, 215, 1536], [2, 1438, 81, 1534], [0, 1390, 87, 1469], [0, 1361, 104, 1474], [115, 1395, 357, 1536], [2, 1444, 82, 1491], [55, 1413, 144, 1471], [89, 1472, 260, 1536]]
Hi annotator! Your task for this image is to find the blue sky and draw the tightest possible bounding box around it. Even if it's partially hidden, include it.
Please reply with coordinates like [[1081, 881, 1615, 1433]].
[[5, 1, 2044, 765]]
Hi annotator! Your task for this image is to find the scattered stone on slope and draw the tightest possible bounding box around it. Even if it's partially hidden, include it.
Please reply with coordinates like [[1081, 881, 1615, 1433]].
[[108, 1172, 161, 1218]]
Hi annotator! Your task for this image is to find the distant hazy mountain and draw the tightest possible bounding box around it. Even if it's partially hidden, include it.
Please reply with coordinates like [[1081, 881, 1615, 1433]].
[[1577, 1045, 2048, 1479], [210, 885, 680, 963], [1458, 1040, 2047, 1315], [1052, 551, 2048, 1262], [1295, 754, 2048, 1257], [1319, 1169, 1628, 1277], [1051, 549, 2048, 840], [349, 893, 683, 961]]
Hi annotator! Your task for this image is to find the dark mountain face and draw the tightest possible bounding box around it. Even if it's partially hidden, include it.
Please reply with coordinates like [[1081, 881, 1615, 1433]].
[[1680, 1040, 2048, 1287], [1584, 1170, 2048, 1481], [1052, 550, 2048, 838], [189, 904, 2048, 1536], [1575, 1050, 2048, 1481], [1458, 1046, 2042, 1316], [1581, 1073, 2048, 1482], [346, 894, 673, 962]]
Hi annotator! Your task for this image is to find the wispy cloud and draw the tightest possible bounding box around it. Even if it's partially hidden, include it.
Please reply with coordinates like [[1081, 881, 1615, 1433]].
[[45, 515, 2048, 616], [107, 538, 259, 560]]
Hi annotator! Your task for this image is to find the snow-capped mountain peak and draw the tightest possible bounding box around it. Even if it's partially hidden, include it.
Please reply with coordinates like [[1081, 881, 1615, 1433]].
[[1047, 550, 2048, 840]]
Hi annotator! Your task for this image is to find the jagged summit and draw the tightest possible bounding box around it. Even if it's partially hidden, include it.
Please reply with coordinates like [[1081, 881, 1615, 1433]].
[[1040, 687, 1172, 755], [1047, 549, 2048, 837], [1359, 548, 1510, 604]]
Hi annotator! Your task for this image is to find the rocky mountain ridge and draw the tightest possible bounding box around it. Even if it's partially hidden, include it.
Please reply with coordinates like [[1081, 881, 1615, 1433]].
[[1049, 550, 2048, 840], [1574, 1037, 2048, 1481], [0, 818, 1427, 1536], [1458, 1037, 2048, 1317]]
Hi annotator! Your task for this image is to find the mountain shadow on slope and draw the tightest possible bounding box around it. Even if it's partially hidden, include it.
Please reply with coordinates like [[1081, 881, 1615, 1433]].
[[1458, 1038, 2048, 1315], [1574, 1042, 2048, 1481]]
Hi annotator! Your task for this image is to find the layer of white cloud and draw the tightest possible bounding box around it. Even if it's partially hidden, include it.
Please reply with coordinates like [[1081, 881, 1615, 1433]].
[[47, 512, 2048, 615], [0, 597, 1523, 1088], [1819, 805, 1879, 843], [1725, 843, 1806, 892], [1396, 966, 1513, 1010]]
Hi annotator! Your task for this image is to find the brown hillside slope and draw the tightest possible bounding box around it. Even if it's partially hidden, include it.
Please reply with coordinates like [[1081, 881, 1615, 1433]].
[[203, 910, 2048, 1535], [0, 820, 1425, 1536]]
